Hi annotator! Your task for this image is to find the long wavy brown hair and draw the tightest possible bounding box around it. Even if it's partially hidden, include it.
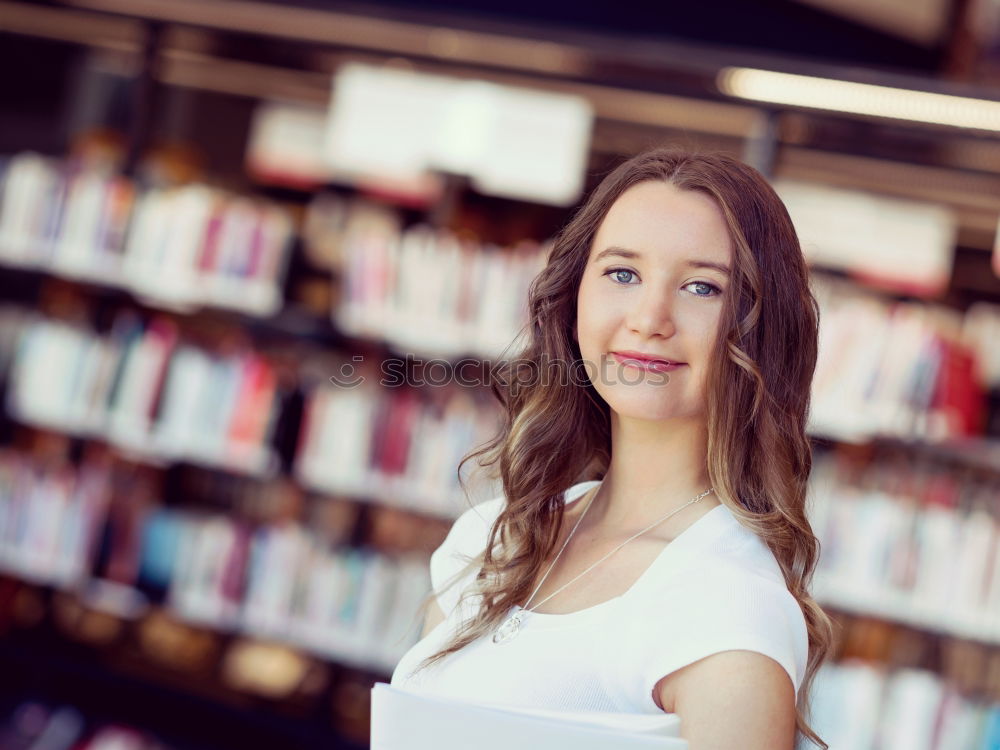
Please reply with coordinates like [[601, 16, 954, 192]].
[[406, 146, 836, 749]]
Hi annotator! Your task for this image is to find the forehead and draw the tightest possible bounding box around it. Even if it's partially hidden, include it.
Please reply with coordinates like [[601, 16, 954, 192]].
[[591, 181, 733, 264]]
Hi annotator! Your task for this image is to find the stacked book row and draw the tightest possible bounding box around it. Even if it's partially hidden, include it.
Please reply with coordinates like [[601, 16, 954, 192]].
[[808, 275, 998, 444], [167, 510, 428, 673], [808, 449, 1000, 644], [303, 192, 547, 359], [810, 659, 1000, 750], [0, 448, 428, 675], [0, 149, 546, 360], [6, 312, 282, 477], [295, 378, 503, 519], [0, 152, 293, 315], [2, 308, 502, 515]]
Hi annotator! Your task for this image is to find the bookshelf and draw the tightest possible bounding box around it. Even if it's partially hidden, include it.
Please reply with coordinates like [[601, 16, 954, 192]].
[[1, 2, 1000, 748]]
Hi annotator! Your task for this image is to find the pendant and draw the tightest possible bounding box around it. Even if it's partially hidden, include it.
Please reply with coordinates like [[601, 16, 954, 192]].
[[492, 609, 525, 644]]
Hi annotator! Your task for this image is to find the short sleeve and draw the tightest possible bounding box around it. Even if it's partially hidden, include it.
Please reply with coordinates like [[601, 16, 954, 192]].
[[627, 566, 809, 711], [429, 495, 506, 618]]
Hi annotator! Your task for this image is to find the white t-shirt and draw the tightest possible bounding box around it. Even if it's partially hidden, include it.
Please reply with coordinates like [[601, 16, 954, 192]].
[[390, 480, 809, 716]]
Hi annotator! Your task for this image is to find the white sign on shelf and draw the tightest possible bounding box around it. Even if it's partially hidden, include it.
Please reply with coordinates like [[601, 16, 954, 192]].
[[774, 179, 957, 297], [324, 62, 593, 207], [246, 101, 332, 187]]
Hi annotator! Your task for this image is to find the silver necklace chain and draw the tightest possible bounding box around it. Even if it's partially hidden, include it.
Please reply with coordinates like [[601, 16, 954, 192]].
[[492, 482, 716, 644], [522, 483, 715, 613]]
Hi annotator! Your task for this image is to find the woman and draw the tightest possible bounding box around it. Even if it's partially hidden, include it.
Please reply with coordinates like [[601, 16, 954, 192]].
[[389, 146, 835, 750]]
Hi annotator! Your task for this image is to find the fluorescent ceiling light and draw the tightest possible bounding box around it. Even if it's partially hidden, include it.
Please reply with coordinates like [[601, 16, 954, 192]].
[[717, 67, 1000, 133]]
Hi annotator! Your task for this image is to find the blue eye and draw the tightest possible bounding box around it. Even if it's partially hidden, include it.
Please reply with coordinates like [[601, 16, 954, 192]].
[[603, 269, 722, 298], [684, 281, 722, 297], [603, 267, 638, 284]]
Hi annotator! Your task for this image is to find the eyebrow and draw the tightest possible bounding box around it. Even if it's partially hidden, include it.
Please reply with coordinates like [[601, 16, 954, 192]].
[[593, 246, 731, 276]]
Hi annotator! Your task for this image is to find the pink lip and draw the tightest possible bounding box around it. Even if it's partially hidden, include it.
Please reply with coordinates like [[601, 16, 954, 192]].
[[611, 351, 686, 372]]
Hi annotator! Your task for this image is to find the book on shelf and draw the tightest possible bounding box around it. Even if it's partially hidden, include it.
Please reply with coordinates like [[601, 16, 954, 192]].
[[0, 446, 433, 673], [311, 189, 545, 360], [807, 274, 995, 444], [808, 659, 1000, 750], [807, 450, 1000, 643], [294, 377, 502, 519], [7, 314, 282, 478], [0, 152, 294, 317]]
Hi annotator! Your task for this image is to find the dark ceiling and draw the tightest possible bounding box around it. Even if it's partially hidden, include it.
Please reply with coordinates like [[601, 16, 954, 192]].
[[285, 0, 948, 74]]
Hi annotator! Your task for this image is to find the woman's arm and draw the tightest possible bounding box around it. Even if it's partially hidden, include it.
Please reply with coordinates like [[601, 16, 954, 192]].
[[655, 650, 797, 750]]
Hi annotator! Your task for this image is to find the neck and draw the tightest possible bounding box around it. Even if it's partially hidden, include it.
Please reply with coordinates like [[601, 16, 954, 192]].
[[587, 414, 719, 531]]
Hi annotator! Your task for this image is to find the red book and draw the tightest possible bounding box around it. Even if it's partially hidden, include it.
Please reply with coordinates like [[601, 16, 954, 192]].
[[145, 316, 180, 425], [377, 389, 418, 477], [227, 354, 277, 449], [932, 339, 986, 437], [197, 200, 224, 273], [243, 209, 265, 279]]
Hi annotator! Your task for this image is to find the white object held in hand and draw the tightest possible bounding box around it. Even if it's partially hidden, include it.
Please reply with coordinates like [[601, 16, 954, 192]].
[[370, 682, 689, 749]]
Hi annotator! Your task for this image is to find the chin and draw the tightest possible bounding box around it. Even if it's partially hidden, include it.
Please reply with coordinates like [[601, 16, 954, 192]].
[[600, 393, 690, 422], [614, 408, 687, 423]]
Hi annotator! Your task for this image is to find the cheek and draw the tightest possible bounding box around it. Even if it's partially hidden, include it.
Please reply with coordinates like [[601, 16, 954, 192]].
[[689, 306, 724, 348], [575, 281, 603, 343], [575, 309, 593, 349], [688, 316, 724, 392], [576, 303, 615, 353]]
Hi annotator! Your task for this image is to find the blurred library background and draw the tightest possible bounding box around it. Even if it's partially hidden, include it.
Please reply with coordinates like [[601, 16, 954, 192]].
[[1, 0, 1000, 748]]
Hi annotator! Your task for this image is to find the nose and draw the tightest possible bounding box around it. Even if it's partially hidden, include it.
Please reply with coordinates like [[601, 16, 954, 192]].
[[625, 284, 677, 339]]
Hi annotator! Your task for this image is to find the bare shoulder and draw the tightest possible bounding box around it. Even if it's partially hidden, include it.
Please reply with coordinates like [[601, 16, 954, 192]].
[[420, 596, 447, 639], [657, 649, 797, 750]]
